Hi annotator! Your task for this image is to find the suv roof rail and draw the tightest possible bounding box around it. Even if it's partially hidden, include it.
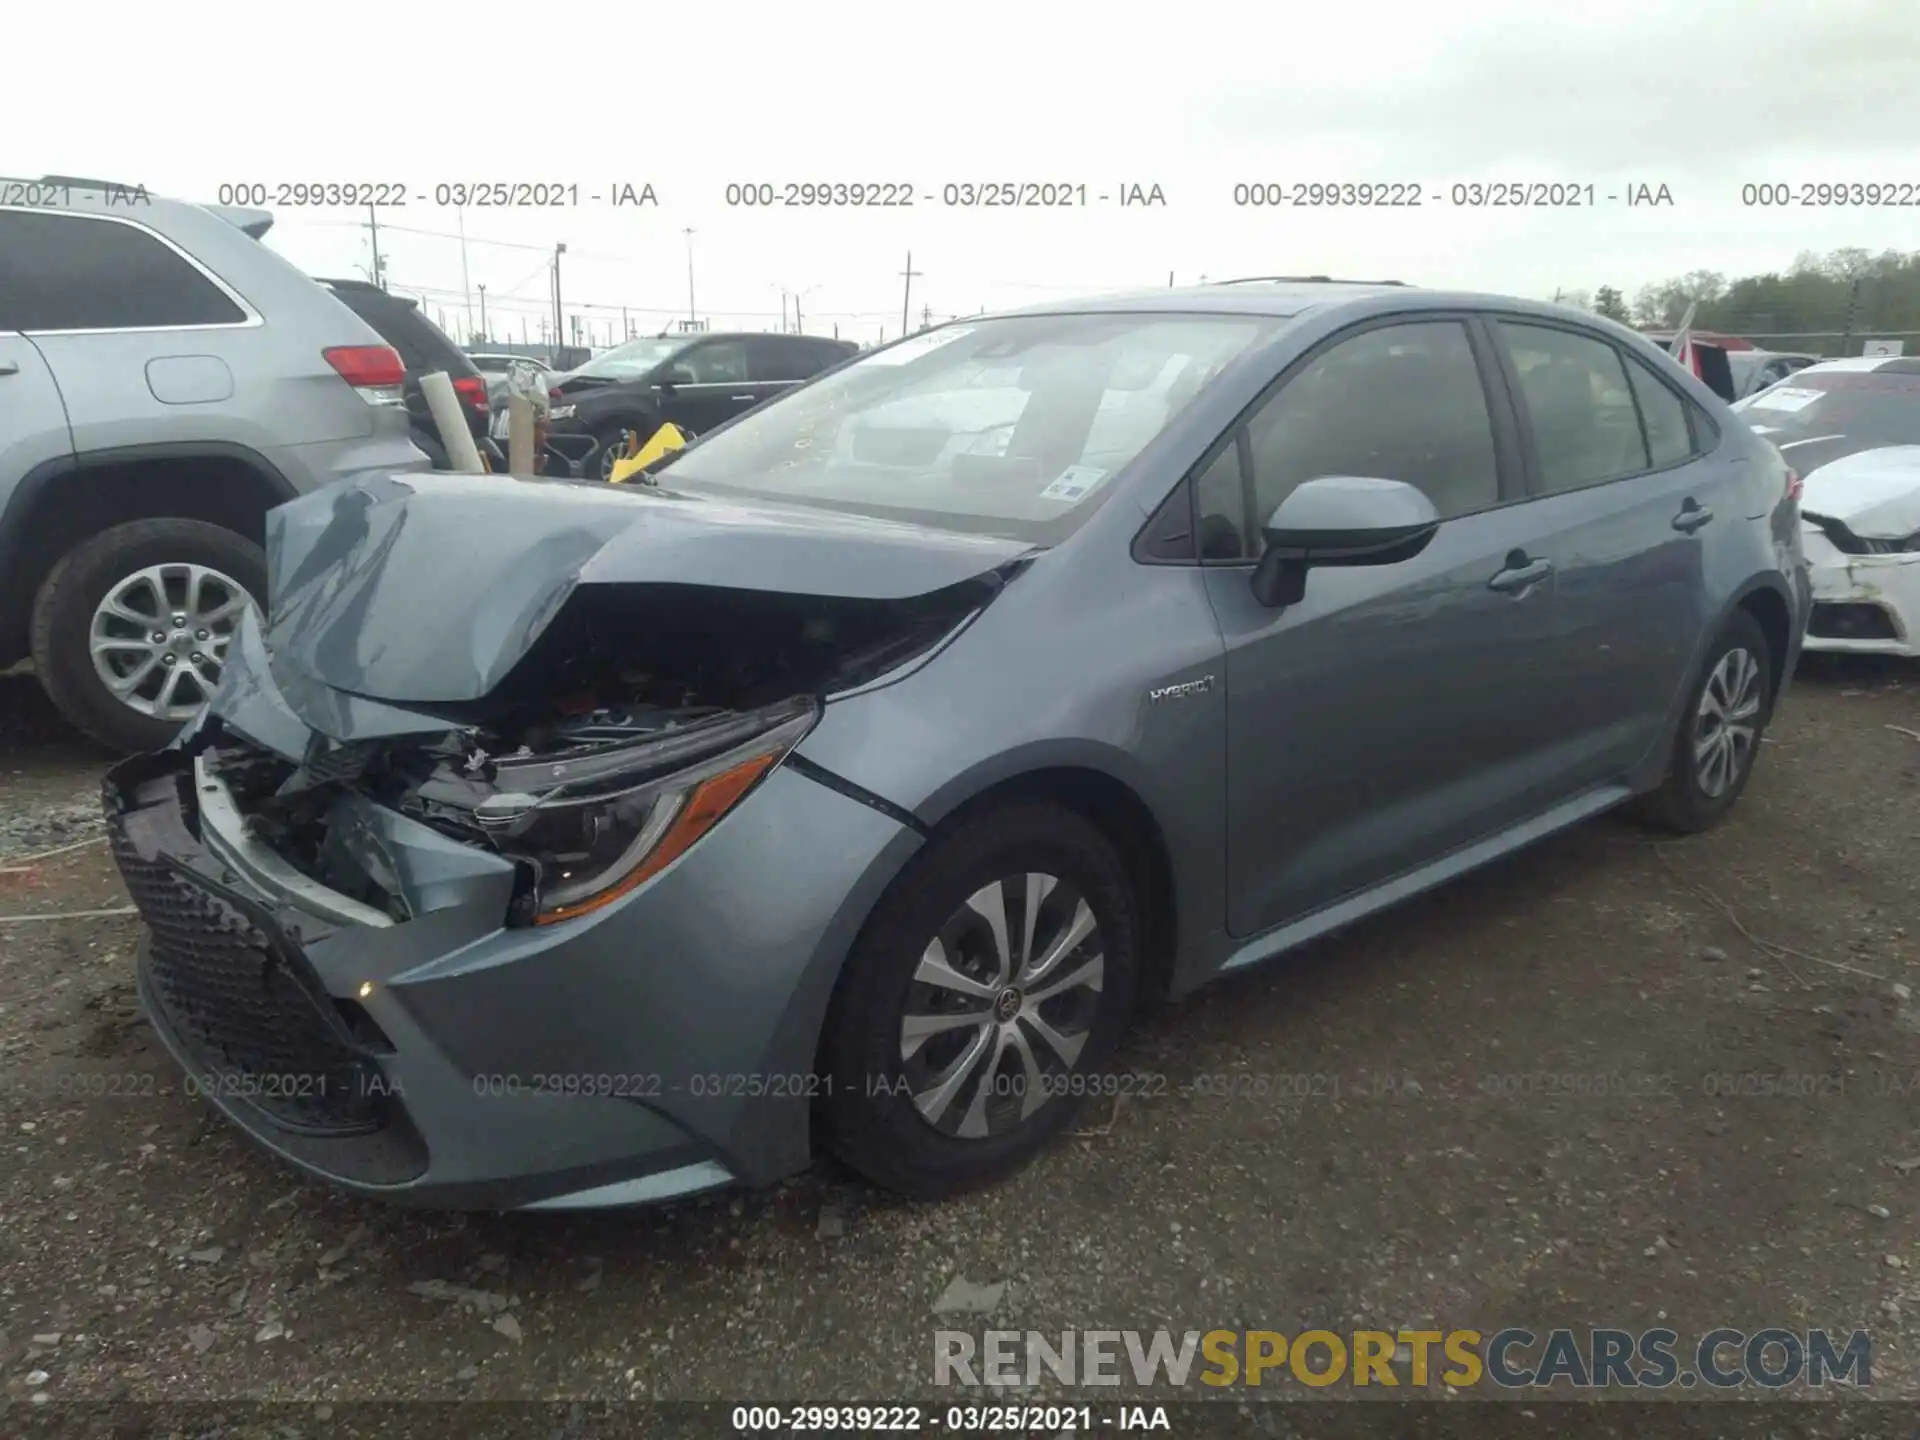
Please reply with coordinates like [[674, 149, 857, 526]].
[[1212, 274, 1409, 287], [39, 174, 141, 190]]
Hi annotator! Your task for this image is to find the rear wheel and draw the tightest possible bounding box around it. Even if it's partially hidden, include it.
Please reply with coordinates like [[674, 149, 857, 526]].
[[1630, 608, 1774, 833], [30, 518, 265, 753], [820, 801, 1140, 1198]]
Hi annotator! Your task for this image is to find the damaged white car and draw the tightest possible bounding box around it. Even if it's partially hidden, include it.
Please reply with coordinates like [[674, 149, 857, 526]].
[[1734, 356, 1920, 656]]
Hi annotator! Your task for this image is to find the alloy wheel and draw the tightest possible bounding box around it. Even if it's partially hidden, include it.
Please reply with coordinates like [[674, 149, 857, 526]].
[[1692, 646, 1761, 799], [898, 872, 1105, 1140], [88, 563, 250, 721]]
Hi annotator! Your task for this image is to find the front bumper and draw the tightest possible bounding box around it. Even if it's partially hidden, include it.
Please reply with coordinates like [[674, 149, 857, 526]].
[[103, 717, 917, 1211], [1802, 530, 1920, 657]]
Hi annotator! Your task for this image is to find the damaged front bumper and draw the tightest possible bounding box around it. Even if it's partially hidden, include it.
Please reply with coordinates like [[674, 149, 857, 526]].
[[1802, 528, 1920, 656], [102, 614, 920, 1210]]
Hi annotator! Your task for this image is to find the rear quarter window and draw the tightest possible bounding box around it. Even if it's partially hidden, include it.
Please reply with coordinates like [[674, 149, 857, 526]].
[[0, 209, 246, 331]]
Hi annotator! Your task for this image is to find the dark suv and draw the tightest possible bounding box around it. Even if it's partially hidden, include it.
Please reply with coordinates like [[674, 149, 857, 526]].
[[547, 331, 857, 479], [317, 280, 496, 469]]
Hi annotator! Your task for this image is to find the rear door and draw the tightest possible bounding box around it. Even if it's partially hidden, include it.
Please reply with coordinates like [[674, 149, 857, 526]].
[[2, 207, 269, 456], [745, 335, 836, 405], [1202, 314, 1577, 937], [1483, 316, 1737, 790], [0, 331, 74, 489], [0, 327, 75, 655]]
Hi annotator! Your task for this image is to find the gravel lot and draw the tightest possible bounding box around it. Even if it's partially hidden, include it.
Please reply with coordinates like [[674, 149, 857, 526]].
[[4, 657, 1920, 1426]]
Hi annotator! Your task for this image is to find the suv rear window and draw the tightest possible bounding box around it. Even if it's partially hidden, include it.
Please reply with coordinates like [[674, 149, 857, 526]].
[[0, 210, 247, 331], [323, 284, 472, 375]]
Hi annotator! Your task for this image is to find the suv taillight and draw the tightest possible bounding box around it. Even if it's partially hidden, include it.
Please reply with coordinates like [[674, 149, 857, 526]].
[[452, 374, 489, 416], [324, 345, 406, 405]]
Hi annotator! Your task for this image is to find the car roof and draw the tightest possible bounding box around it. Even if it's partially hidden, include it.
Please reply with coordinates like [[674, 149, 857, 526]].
[[1794, 355, 1920, 377], [985, 281, 1634, 330]]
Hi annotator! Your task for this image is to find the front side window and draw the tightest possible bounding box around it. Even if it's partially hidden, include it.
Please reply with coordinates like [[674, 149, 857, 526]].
[[1497, 321, 1649, 492], [1238, 320, 1500, 533], [0, 210, 246, 331], [656, 312, 1272, 544], [675, 340, 750, 384]]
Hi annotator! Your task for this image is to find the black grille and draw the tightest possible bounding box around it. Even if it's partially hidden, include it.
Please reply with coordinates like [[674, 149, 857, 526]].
[[114, 830, 384, 1135], [1809, 602, 1899, 642]]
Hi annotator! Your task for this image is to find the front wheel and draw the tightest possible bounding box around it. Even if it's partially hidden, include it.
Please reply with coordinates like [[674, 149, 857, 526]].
[[820, 801, 1140, 1198], [1629, 608, 1774, 833]]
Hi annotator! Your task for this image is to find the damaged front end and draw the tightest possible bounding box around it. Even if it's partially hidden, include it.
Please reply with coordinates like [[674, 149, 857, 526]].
[[183, 564, 999, 929]]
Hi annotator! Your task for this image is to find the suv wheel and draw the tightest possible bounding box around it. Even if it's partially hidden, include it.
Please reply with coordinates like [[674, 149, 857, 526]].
[[591, 425, 636, 481], [30, 518, 266, 753], [1630, 608, 1774, 833], [820, 801, 1140, 1198]]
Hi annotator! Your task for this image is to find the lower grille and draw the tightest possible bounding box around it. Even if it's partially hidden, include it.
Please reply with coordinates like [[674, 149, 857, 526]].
[[114, 828, 385, 1136], [1809, 601, 1899, 642]]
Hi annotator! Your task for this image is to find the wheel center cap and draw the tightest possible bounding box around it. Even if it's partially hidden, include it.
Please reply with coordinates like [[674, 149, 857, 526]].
[[994, 986, 1022, 1022]]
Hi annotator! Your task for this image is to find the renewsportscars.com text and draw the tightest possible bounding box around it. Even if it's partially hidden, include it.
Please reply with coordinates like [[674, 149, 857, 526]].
[[933, 1327, 1871, 1390]]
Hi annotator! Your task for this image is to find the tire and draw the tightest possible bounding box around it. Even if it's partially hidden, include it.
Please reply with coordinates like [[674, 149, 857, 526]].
[[588, 423, 639, 481], [1629, 608, 1774, 834], [819, 800, 1141, 1199], [30, 518, 266, 754]]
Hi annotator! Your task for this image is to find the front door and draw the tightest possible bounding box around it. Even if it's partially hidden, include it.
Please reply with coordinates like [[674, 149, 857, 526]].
[[655, 338, 759, 435], [1200, 316, 1575, 939]]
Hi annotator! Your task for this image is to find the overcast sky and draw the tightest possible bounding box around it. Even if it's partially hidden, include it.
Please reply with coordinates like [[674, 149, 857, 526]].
[[10, 0, 1915, 346]]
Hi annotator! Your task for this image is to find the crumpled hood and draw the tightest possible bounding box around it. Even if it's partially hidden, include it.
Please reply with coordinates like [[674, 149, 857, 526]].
[[262, 471, 1031, 705], [1788, 443, 1920, 541]]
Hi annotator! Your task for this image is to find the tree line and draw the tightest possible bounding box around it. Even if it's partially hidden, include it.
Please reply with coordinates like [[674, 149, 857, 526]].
[[1555, 248, 1920, 352]]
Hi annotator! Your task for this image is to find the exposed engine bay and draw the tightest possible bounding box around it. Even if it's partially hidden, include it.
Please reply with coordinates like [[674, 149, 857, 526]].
[[195, 575, 1002, 926]]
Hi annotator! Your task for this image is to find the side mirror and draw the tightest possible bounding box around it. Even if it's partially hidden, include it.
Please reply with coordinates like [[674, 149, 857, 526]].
[[1250, 476, 1440, 608], [655, 365, 696, 390]]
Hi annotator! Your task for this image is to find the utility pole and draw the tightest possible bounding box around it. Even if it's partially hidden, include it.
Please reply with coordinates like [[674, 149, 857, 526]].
[[900, 251, 921, 338], [794, 292, 804, 334], [780, 293, 788, 333], [1839, 275, 1864, 355], [833, 321, 839, 340], [477, 284, 488, 342], [551, 242, 567, 364], [621, 304, 629, 339], [683, 228, 697, 326], [457, 208, 473, 340], [1169, 270, 1174, 288], [366, 205, 385, 290], [921, 303, 932, 329]]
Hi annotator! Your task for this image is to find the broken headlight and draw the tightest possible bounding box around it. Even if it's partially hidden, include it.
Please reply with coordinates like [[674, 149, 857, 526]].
[[475, 702, 816, 925]]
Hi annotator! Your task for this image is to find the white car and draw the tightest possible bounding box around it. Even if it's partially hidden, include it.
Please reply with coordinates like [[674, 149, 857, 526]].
[[1733, 356, 1920, 655]]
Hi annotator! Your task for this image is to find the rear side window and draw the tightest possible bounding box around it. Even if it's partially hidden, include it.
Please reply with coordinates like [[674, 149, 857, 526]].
[[747, 337, 820, 382], [1496, 321, 1649, 493], [0, 210, 247, 331], [1624, 356, 1693, 468], [330, 290, 462, 372]]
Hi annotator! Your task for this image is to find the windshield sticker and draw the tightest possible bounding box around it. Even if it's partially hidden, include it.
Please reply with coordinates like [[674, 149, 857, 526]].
[[862, 327, 976, 366], [1039, 465, 1110, 503], [1747, 387, 1821, 413]]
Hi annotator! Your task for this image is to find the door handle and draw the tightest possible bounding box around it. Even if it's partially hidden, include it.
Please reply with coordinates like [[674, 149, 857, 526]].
[[0, 361, 19, 376], [730, 393, 756, 401], [1672, 500, 1714, 533], [1488, 554, 1554, 594]]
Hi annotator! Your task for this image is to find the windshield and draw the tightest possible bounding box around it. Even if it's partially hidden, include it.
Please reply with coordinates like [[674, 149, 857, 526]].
[[1734, 367, 1920, 445], [656, 313, 1273, 543], [572, 338, 686, 381]]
